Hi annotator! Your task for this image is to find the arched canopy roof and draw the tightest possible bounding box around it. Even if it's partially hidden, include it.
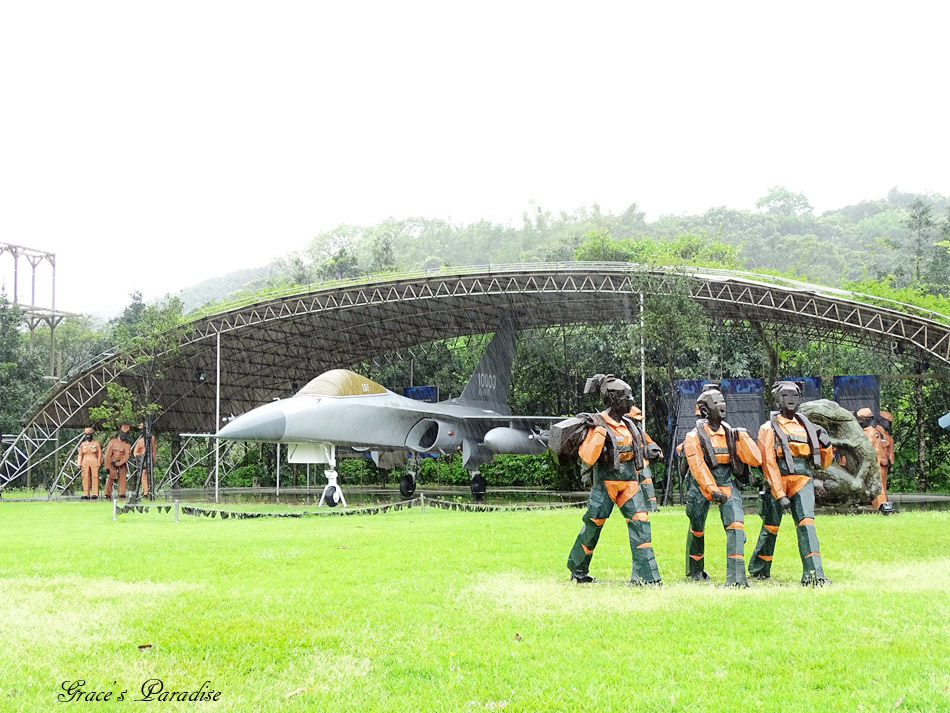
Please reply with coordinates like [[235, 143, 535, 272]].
[[27, 262, 950, 434]]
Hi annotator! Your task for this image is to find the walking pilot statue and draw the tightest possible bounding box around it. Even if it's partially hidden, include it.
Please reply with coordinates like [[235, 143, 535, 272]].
[[749, 381, 834, 586], [681, 385, 762, 586], [552, 374, 662, 586]]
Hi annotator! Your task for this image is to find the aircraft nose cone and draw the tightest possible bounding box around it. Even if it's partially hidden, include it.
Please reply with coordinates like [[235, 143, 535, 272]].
[[216, 407, 286, 441]]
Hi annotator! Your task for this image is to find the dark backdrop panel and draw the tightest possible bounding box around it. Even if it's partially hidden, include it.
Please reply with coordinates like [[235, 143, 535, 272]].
[[833, 375, 880, 417], [719, 378, 766, 435], [669, 379, 765, 454], [669, 380, 709, 456], [782, 376, 822, 402]]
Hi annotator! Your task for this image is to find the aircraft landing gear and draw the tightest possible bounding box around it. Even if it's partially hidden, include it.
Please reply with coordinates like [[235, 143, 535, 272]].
[[319, 468, 347, 508], [399, 471, 416, 498], [470, 471, 486, 501]]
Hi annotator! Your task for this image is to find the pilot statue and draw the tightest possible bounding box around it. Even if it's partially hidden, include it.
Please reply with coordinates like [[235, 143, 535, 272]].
[[749, 381, 834, 586], [860, 408, 894, 513], [552, 374, 661, 586], [76, 427, 102, 500], [876, 411, 895, 494], [628, 406, 663, 512], [103, 423, 132, 499], [681, 385, 761, 586]]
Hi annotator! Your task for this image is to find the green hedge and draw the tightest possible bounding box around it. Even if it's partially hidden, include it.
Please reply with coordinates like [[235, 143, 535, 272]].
[[166, 451, 675, 491]]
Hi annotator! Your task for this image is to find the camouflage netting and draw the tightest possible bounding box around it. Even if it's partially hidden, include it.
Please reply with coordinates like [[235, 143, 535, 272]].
[[799, 399, 881, 505]]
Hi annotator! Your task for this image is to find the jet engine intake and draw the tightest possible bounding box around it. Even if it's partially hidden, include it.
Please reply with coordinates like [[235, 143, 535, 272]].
[[406, 419, 462, 454]]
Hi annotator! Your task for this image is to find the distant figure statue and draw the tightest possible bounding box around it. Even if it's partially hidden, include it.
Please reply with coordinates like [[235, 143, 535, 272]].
[[550, 374, 661, 586], [749, 381, 834, 586], [874, 410, 895, 514], [76, 427, 102, 500], [103, 423, 132, 499], [681, 386, 761, 586]]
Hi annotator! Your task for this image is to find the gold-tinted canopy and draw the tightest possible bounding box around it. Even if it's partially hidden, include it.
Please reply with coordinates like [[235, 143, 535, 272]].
[[296, 369, 387, 397]]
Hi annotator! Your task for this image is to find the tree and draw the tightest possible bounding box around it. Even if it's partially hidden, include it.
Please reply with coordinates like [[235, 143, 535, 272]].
[[111, 290, 146, 335], [573, 228, 630, 262], [904, 197, 937, 283], [617, 202, 647, 236], [29, 315, 110, 378], [0, 296, 45, 435], [370, 232, 397, 272], [755, 186, 813, 217], [317, 246, 361, 281], [274, 253, 314, 285]]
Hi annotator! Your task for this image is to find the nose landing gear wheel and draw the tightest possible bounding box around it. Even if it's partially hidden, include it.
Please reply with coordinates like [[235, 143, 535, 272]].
[[399, 473, 416, 498], [318, 469, 347, 508]]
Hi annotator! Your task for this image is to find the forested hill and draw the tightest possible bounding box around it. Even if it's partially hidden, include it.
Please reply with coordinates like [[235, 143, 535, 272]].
[[176, 186, 950, 314]]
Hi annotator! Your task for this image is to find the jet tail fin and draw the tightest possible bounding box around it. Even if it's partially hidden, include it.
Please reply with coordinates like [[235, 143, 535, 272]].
[[455, 318, 516, 414]]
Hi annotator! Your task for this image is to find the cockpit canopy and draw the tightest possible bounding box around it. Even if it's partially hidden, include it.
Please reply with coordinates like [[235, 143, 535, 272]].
[[296, 369, 387, 397]]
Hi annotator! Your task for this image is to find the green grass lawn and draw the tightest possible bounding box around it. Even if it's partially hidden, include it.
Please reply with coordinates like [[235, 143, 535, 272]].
[[1, 502, 948, 712]]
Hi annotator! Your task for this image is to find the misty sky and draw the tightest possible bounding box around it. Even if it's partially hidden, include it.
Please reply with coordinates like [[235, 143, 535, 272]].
[[1, 1, 948, 317]]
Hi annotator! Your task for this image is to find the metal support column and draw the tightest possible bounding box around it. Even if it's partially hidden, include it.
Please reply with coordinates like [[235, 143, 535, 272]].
[[214, 330, 221, 504], [639, 291, 646, 415]]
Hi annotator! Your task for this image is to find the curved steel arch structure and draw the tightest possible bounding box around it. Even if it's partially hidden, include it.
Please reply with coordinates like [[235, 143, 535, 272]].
[[3, 261, 950, 493]]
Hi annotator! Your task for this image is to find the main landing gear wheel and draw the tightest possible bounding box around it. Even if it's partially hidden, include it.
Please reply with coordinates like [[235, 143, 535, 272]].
[[399, 473, 417, 498]]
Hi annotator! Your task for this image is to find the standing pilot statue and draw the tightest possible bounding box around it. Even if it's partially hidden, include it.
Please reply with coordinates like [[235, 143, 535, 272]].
[[551, 374, 662, 586], [103, 423, 132, 499], [681, 385, 762, 586], [749, 380, 834, 586], [859, 408, 894, 514], [76, 427, 102, 500]]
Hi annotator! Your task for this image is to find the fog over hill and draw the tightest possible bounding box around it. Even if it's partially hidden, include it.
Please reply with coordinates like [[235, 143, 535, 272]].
[[174, 188, 950, 316]]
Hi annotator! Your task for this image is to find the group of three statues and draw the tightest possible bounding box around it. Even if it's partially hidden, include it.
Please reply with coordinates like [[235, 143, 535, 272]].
[[75, 424, 157, 500], [555, 376, 833, 587]]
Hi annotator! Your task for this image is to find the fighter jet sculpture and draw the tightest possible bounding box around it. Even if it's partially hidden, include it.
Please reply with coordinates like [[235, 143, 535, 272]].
[[215, 320, 556, 503]]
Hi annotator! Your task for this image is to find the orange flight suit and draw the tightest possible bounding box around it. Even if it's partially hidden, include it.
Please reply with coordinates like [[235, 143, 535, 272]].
[[103, 436, 132, 498], [874, 415, 895, 508], [76, 439, 103, 498], [757, 416, 834, 500], [133, 435, 157, 497], [862, 425, 887, 508]]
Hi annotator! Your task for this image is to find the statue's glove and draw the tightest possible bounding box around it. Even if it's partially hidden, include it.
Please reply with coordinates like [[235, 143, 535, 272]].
[[711, 490, 728, 505], [778, 496, 791, 510], [645, 443, 663, 461], [816, 426, 832, 450]]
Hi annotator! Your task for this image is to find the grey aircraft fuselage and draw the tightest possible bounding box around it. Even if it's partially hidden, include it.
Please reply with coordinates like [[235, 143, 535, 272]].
[[215, 369, 552, 466], [216, 319, 556, 467]]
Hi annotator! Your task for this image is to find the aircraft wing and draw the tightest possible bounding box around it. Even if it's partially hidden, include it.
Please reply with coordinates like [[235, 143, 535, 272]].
[[370, 396, 561, 424]]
